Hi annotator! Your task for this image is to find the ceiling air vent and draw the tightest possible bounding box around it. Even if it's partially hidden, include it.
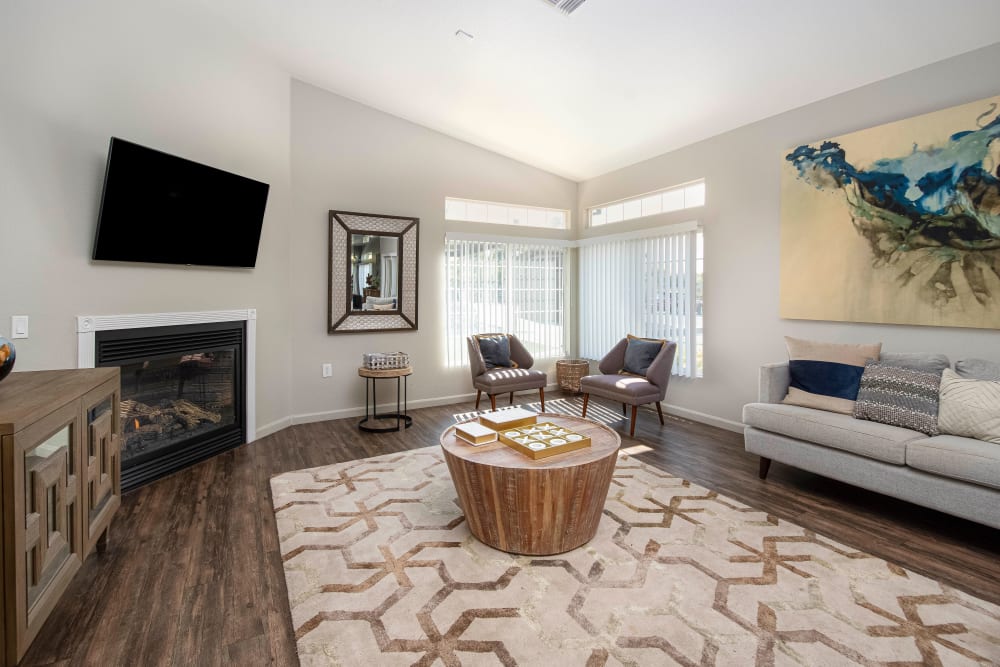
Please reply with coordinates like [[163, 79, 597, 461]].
[[540, 0, 589, 15]]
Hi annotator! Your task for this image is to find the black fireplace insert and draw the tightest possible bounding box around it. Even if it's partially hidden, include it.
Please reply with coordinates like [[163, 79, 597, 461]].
[[96, 321, 246, 491]]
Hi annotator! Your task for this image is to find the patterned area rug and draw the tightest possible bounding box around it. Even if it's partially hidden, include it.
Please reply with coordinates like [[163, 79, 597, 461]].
[[271, 449, 1000, 666]]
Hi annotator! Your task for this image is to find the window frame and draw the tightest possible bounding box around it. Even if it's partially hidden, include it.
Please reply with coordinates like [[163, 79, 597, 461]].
[[587, 179, 705, 228], [445, 197, 571, 231]]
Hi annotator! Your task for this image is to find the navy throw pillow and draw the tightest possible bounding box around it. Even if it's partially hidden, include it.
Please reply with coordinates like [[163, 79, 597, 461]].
[[478, 335, 513, 369], [622, 336, 664, 376]]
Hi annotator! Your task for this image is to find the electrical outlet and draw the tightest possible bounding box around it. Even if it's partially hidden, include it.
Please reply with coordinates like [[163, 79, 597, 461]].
[[11, 315, 28, 339], [322, 363, 333, 378]]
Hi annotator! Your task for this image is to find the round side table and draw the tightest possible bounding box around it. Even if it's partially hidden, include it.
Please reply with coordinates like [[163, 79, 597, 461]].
[[358, 366, 413, 433]]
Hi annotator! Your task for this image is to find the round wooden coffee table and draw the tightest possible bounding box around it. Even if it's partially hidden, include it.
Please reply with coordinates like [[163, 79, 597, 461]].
[[440, 412, 620, 556]]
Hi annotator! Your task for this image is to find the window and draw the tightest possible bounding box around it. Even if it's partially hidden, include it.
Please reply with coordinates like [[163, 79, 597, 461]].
[[579, 224, 703, 377], [445, 237, 567, 366], [588, 179, 705, 227], [446, 197, 569, 230]]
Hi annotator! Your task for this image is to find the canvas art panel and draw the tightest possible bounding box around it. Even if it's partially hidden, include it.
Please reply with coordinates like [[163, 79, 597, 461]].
[[780, 94, 1000, 329]]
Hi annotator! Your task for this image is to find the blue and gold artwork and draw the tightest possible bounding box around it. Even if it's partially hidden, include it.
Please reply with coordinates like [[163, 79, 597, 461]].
[[781, 95, 1000, 329]]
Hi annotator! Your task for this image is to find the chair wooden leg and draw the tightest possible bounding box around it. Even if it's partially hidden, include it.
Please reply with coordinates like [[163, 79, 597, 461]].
[[509, 392, 514, 405], [539, 387, 545, 412], [581, 393, 590, 417], [759, 457, 772, 480], [475, 390, 482, 410], [656, 401, 664, 425], [629, 405, 638, 437], [490, 394, 497, 411]]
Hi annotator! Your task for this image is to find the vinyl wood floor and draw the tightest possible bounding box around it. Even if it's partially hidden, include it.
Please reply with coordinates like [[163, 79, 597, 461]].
[[22, 392, 1000, 666]]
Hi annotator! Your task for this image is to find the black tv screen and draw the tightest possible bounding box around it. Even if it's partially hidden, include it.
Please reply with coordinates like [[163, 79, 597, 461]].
[[93, 138, 269, 268]]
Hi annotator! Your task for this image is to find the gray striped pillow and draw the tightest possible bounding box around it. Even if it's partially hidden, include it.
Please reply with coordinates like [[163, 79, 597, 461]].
[[853, 361, 941, 435]]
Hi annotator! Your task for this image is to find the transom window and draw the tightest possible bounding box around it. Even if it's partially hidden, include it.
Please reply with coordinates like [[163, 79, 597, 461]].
[[445, 197, 569, 230], [588, 179, 705, 227]]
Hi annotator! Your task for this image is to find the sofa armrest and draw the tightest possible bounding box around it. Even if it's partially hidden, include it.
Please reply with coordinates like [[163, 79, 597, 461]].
[[759, 363, 790, 404]]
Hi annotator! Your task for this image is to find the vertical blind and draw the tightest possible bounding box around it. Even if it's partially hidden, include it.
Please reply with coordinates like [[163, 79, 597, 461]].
[[445, 238, 567, 367], [579, 225, 703, 378]]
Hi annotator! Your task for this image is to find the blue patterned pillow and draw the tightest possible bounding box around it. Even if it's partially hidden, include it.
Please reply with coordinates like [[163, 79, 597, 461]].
[[782, 337, 882, 414]]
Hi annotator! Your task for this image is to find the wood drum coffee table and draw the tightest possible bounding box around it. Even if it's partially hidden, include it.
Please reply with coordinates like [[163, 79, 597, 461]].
[[440, 412, 621, 556]]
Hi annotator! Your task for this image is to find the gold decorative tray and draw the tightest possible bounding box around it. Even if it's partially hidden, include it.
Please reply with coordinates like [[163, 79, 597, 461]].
[[497, 422, 592, 459]]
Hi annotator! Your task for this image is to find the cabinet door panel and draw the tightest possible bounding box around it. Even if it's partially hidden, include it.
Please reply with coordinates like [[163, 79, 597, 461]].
[[81, 380, 121, 554]]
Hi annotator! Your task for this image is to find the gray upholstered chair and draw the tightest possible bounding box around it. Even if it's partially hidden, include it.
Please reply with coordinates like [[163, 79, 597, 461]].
[[467, 334, 546, 412], [580, 337, 677, 437]]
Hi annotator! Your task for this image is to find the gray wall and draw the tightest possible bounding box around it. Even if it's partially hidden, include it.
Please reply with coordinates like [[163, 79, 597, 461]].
[[289, 80, 578, 422], [577, 43, 1000, 428], [0, 1, 294, 431]]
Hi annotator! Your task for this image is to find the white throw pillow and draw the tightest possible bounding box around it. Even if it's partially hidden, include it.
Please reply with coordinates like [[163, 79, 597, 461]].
[[937, 368, 1000, 444]]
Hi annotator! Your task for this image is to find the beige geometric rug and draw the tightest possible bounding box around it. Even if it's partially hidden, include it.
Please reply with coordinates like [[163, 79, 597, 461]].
[[270, 449, 1000, 666]]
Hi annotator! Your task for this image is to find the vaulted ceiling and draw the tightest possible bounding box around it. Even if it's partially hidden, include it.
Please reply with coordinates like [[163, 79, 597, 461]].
[[204, 0, 1000, 180]]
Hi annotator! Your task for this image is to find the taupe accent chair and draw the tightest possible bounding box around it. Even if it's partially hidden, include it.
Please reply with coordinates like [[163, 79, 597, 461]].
[[580, 337, 677, 437], [467, 334, 547, 412]]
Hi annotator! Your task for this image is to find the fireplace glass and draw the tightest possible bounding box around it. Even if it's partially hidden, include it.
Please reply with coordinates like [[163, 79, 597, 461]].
[[119, 350, 237, 465]]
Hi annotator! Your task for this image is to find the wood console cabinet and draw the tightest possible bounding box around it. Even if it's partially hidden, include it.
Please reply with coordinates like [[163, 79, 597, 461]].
[[0, 368, 121, 665]]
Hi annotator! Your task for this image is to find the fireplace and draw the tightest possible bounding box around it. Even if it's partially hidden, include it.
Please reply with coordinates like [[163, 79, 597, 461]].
[[77, 310, 256, 492]]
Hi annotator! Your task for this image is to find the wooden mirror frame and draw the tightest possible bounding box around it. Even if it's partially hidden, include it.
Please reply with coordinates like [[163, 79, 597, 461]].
[[328, 210, 419, 334]]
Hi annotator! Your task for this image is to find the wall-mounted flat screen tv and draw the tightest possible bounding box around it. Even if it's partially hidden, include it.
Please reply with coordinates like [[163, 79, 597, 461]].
[[92, 138, 270, 268]]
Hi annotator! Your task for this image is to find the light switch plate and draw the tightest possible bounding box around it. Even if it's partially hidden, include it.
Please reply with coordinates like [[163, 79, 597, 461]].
[[321, 363, 333, 378], [11, 315, 28, 339]]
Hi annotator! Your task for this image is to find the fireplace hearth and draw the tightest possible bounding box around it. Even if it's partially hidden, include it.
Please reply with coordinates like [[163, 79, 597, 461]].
[[95, 321, 246, 491]]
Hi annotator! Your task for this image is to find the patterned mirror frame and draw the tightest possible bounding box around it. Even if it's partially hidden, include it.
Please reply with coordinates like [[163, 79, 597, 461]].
[[328, 210, 419, 334]]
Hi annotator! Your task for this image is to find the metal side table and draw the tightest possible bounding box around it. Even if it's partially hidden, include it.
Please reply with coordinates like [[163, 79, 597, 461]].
[[357, 366, 413, 432]]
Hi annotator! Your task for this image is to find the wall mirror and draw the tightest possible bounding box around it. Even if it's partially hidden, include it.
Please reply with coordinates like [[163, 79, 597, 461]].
[[329, 210, 418, 333]]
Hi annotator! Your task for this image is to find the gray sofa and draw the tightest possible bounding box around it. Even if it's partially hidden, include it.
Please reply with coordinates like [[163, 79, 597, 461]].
[[743, 353, 1000, 530]]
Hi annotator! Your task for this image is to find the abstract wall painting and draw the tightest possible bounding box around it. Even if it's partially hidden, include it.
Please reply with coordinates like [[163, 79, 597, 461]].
[[780, 95, 1000, 329]]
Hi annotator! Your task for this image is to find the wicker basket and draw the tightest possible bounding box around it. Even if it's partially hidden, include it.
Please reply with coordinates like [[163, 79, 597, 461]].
[[362, 352, 410, 370], [556, 359, 590, 393]]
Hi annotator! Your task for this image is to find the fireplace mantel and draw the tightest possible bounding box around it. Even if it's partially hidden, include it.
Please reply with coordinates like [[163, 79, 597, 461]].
[[77, 309, 256, 443]]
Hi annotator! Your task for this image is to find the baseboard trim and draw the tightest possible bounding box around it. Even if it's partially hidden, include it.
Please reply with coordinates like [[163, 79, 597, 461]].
[[661, 403, 744, 433], [256, 416, 293, 439], [256, 385, 740, 437]]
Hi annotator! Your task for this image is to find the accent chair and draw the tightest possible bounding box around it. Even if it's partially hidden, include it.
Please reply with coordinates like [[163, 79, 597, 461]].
[[467, 334, 546, 412], [580, 337, 677, 437]]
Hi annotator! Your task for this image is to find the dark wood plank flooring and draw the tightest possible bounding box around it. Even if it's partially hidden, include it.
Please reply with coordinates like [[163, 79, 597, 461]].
[[22, 392, 1000, 666]]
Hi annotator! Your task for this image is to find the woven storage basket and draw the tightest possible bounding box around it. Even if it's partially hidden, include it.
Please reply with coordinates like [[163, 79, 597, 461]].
[[362, 352, 410, 370], [556, 359, 590, 393]]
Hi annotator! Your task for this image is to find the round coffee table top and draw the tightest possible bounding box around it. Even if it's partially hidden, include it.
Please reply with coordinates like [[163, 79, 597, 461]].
[[440, 412, 620, 469], [358, 366, 412, 378]]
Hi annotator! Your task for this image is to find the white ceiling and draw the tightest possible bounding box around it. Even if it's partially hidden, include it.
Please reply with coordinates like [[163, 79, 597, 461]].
[[203, 0, 1000, 181]]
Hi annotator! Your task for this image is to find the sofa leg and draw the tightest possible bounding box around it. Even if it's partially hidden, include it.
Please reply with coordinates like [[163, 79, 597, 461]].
[[758, 457, 772, 480], [475, 390, 482, 410], [490, 394, 496, 411], [581, 393, 590, 417], [539, 387, 545, 412], [629, 405, 638, 437], [509, 391, 514, 405], [622, 403, 626, 415], [655, 401, 664, 425]]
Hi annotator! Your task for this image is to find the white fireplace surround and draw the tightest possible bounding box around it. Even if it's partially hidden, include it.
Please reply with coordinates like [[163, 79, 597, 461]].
[[77, 309, 256, 443]]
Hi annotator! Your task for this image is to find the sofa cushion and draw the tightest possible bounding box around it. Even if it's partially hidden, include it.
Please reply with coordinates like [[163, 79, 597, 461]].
[[580, 374, 661, 403], [853, 361, 941, 436], [879, 352, 950, 375], [937, 369, 1000, 444], [955, 358, 1000, 381], [782, 336, 882, 415], [907, 435, 1000, 491], [742, 402, 925, 464]]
